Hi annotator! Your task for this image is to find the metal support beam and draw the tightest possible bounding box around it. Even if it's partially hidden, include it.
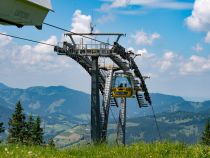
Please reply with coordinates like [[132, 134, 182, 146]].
[[91, 56, 101, 143], [68, 35, 76, 46], [117, 98, 126, 145], [66, 33, 125, 36]]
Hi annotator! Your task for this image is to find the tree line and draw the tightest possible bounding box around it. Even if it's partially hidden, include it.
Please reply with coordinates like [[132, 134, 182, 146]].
[[0, 101, 55, 147], [0, 101, 209, 146]]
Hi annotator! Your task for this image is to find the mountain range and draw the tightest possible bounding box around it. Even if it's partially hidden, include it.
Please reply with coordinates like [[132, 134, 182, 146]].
[[0, 82, 209, 147]]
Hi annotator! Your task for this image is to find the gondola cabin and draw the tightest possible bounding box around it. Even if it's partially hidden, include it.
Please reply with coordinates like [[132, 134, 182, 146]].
[[111, 73, 134, 98], [0, 0, 52, 29]]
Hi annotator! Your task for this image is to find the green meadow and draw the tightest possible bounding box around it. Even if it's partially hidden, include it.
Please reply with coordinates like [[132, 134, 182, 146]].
[[0, 142, 209, 158]]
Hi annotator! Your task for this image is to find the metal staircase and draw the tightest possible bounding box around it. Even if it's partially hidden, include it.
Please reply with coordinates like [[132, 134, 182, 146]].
[[101, 69, 114, 141], [110, 97, 118, 107], [136, 91, 148, 108], [116, 98, 126, 145]]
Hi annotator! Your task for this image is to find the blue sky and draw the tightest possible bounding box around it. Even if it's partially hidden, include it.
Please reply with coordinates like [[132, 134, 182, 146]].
[[0, 0, 210, 101]]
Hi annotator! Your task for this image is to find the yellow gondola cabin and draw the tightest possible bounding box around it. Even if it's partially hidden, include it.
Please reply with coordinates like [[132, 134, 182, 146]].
[[111, 73, 135, 98]]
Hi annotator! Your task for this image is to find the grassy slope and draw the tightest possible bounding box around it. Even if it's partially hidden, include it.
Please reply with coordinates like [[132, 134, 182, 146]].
[[0, 142, 209, 158]]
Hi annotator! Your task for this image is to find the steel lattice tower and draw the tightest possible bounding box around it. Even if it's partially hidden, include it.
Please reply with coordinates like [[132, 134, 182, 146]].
[[54, 33, 151, 144]]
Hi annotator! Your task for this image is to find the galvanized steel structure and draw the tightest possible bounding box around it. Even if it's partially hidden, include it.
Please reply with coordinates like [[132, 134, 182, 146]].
[[54, 33, 152, 144]]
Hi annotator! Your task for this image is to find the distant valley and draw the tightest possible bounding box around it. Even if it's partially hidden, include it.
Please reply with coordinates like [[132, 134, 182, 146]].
[[0, 82, 209, 147]]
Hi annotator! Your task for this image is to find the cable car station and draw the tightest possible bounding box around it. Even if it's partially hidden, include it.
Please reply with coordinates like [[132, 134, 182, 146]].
[[0, 0, 52, 29]]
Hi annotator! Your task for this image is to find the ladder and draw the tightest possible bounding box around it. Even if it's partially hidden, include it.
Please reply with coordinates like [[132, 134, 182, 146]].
[[110, 97, 118, 107], [116, 98, 126, 145], [136, 91, 148, 108], [101, 69, 114, 141]]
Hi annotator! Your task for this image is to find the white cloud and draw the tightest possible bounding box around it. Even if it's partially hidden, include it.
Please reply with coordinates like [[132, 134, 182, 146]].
[[34, 36, 57, 53], [97, 14, 115, 24], [180, 55, 210, 75], [98, 4, 112, 12], [127, 47, 135, 52], [0, 34, 71, 70], [0, 32, 12, 47], [163, 51, 175, 60], [137, 48, 154, 58], [132, 30, 160, 45], [13, 36, 57, 65], [62, 10, 92, 43], [205, 31, 210, 43], [186, 0, 210, 32], [147, 1, 192, 10], [100, 0, 193, 11], [192, 43, 203, 52], [134, 50, 179, 79], [111, 0, 129, 8], [134, 49, 210, 75], [71, 10, 91, 33], [0, 33, 13, 60], [158, 51, 175, 72]]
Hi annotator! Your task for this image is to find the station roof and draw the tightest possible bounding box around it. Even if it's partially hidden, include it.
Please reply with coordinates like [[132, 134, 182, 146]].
[[27, 0, 52, 10]]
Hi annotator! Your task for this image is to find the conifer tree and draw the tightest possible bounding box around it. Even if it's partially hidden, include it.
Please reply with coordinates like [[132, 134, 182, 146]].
[[0, 122, 4, 143], [7, 101, 26, 144], [25, 114, 35, 145], [201, 118, 210, 146], [32, 116, 44, 145], [0, 122, 4, 133]]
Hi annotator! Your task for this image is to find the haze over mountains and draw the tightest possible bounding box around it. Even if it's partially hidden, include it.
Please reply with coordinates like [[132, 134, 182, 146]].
[[0, 83, 9, 90], [0, 82, 209, 147]]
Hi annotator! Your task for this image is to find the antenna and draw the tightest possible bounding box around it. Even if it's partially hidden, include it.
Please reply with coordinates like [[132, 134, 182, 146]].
[[90, 22, 96, 34], [90, 10, 96, 34]]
